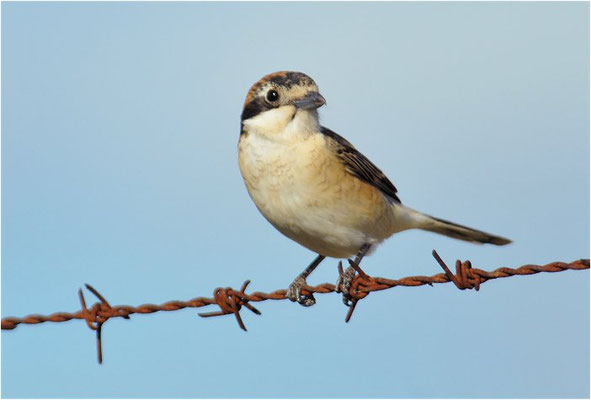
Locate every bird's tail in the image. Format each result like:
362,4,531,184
399,207,511,246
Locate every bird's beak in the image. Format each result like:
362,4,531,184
293,91,326,110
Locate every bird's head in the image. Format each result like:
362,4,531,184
240,71,326,138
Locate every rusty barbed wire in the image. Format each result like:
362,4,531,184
2,250,589,364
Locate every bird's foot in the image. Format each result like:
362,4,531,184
336,264,356,307
286,275,316,307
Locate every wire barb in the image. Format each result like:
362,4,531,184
198,280,261,331
432,250,481,290
77,284,132,364
2,251,588,364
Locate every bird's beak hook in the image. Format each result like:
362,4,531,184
293,91,326,110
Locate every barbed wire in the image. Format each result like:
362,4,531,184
2,250,589,364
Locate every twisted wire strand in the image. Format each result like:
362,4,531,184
2,250,589,363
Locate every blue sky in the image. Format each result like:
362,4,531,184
2,2,589,398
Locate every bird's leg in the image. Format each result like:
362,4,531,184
286,254,326,307
337,244,371,306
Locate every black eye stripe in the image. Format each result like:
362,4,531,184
241,98,268,121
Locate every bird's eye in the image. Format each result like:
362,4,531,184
266,90,279,103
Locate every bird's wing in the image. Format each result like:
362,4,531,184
320,126,401,203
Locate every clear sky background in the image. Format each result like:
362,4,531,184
2,2,589,398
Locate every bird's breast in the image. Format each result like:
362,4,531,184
238,131,395,258
238,132,333,213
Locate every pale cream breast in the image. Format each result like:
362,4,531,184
239,126,396,258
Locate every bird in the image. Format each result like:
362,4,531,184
238,71,511,307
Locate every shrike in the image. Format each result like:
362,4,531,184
238,71,511,306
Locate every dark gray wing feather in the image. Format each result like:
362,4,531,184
320,126,401,203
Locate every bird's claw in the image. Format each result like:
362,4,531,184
336,265,356,306
286,275,316,307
